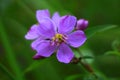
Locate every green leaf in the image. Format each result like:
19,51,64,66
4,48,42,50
105,51,120,56
112,39,120,51
73,48,94,64
0,20,25,80
84,74,107,80
85,25,117,38
0,63,14,80
65,74,84,80
24,58,49,74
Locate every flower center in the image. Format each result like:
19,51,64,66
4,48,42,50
52,33,67,45
52,34,63,42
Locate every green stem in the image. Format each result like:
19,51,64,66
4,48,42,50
0,20,24,80
75,48,98,79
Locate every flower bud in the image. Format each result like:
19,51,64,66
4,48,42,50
76,19,88,30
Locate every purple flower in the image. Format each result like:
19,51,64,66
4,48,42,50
25,9,87,63
76,19,88,30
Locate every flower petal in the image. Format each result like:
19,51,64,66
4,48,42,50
58,15,77,34
52,12,60,27
67,30,87,48
31,38,44,50
36,9,50,23
33,40,56,57
38,18,56,38
57,43,74,63
25,24,39,40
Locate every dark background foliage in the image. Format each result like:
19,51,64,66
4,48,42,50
0,0,120,80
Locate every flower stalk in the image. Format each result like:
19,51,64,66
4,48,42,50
71,48,98,79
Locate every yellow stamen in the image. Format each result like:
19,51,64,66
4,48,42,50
52,34,65,44
55,34,63,40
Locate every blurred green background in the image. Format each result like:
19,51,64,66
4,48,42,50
0,0,120,80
